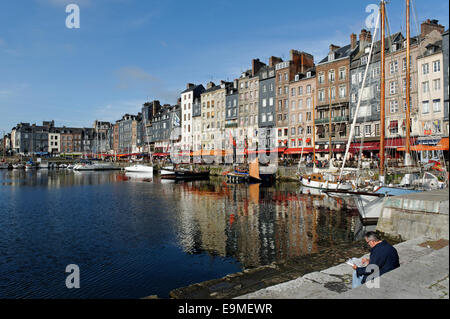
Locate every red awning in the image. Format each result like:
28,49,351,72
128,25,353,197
350,142,380,153
385,137,417,149
284,148,314,154
153,152,170,156
388,121,398,129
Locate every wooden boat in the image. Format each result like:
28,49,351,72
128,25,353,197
174,170,210,181
226,160,265,184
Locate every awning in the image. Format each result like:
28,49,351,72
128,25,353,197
284,147,314,154
153,152,170,157
385,137,417,149
388,121,398,129
398,137,449,151
350,142,380,152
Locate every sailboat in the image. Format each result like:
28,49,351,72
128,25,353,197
327,0,447,221
125,111,154,174
299,89,353,190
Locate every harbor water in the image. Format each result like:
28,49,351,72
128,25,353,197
0,169,364,298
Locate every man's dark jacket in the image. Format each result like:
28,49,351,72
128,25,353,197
356,240,400,284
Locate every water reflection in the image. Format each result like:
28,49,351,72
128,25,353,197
0,170,362,298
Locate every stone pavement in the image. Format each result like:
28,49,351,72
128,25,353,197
236,237,449,299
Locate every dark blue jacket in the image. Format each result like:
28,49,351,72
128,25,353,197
356,240,400,284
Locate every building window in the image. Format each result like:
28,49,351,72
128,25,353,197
422,101,429,114
298,86,303,95
318,90,325,102
432,60,440,72
433,79,441,91
422,63,429,75
390,100,399,113
355,126,360,137
390,120,398,134
389,81,397,95
365,125,371,136
306,85,311,94
328,70,335,82
433,99,441,112
422,81,429,93
339,67,346,80
339,86,346,98
318,72,325,84
390,60,398,74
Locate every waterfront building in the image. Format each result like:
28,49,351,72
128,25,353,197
117,114,138,154
237,60,266,151
442,29,449,136
93,121,112,154
275,50,314,149
151,104,181,153
382,32,420,153
60,127,82,155
417,22,446,160
11,121,53,155
258,58,278,130
192,97,202,152
200,82,221,151
287,68,316,155
225,81,239,150
181,84,205,151
81,128,95,155
141,100,162,153
316,40,354,159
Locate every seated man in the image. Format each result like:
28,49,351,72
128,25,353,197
352,231,400,288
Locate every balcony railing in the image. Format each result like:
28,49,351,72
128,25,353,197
314,116,349,124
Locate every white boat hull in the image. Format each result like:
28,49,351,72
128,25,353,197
124,165,153,173
73,163,120,171
300,178,352,190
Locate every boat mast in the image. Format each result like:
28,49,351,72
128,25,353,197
379,0,386,183
312,89,316,168
405,0,412,165
328,87,333,160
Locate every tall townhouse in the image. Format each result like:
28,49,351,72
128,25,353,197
141,100,162,153
113,122,119,155
214,81,233,151
200,82,220,151
417,37,445,161
93,120,112,154
151,104,181,153
180,84,205,151
350,30,400,157
258,58,278,130
443,30,449,136
275,50,314,148
316,41,354,159
117,114,138,154
383,32,420,151
237,64,261,150
192,97,202,152
287,68,316,154
225,80,239,143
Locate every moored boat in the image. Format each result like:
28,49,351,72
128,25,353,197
124,164,153,174
73,161,120,171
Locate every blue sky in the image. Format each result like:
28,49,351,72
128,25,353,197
0,0,448,134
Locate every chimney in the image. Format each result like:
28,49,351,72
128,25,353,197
350,33,357,50
233,79,238,89
421,19,445,37
366,31,372,44
152,100,161,117
186,83,195,90
252,58,265,77
269,56,283,67
206,81,215,90
329,44,341,52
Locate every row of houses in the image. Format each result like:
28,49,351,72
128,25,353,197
2,19,448,161
178,19,448,160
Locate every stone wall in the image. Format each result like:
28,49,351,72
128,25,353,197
376,189,449,240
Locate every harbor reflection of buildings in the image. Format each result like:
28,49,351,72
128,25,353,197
176,181,359,269
4,170,119,188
